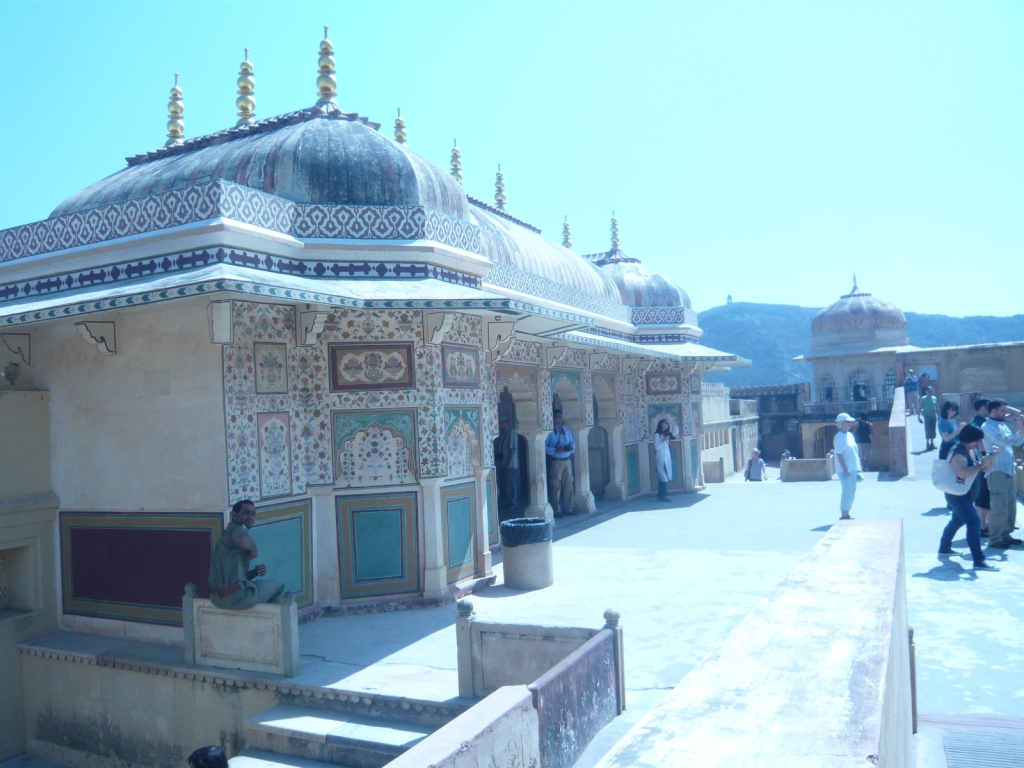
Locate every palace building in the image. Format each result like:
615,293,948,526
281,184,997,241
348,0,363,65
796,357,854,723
0,29,745,684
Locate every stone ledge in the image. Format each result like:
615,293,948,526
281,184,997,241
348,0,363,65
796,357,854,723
300,574,496,623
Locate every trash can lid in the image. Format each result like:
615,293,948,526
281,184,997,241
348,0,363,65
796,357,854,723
500,517,553,547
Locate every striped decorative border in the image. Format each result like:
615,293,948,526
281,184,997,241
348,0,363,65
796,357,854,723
60,511,222,626
337,492,419,598
441,481,478,583
252,498,313,607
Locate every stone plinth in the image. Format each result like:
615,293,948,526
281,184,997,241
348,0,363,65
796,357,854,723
702,458,725,483
780,454,835,482
183,584,299,677
503,541,554,591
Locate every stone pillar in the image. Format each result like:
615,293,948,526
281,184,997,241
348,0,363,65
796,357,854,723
604,424,627,500
522,429,554,521
639,436,653,494
573,426,597,513
474,470,493,576
420,477,448,598
309,485,340,607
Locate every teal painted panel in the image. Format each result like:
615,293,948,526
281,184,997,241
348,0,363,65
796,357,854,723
250,516,304,595
447,497,474,568
445,407,481,437
627,448,640,489
353,508,405,581
551,369,582,401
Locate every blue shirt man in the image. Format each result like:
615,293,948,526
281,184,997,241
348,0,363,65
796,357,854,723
545,410,577,517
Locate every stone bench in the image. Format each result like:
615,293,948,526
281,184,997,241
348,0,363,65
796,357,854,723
183,583,299,677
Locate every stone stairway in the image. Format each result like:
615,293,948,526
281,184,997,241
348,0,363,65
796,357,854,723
230,693,471,768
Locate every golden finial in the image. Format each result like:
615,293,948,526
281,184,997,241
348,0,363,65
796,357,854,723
450,139,462,184
316,26,338,107
610,211,620,249
562,216,572,248
495,164,506,211
394,107,406,143
166,73,184,147
236,49,255,127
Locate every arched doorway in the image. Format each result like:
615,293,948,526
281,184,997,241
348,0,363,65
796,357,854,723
588,398,609,500
813,425,838,458
494,387,528,520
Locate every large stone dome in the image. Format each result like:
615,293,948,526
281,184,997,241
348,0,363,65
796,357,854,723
810,280,908,353
50,109,470,221
587,248,691,310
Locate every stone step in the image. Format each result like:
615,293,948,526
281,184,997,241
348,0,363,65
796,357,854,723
246,705,433,768
229,749,353,768
272,689,470,729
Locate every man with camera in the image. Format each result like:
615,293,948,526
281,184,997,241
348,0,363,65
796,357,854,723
208,500,287,609
981,399,1024,549
545,409,576,518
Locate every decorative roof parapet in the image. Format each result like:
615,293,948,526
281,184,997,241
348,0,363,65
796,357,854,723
126,107,381,167
466,196,540,234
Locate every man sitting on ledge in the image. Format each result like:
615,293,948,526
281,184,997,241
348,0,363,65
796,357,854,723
209,500,287,609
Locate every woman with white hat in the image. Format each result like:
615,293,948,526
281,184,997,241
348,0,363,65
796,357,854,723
834,413,861,520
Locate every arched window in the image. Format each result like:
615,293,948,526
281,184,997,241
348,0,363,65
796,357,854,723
883,369,896,403
848,369,873,402
819,372,836,403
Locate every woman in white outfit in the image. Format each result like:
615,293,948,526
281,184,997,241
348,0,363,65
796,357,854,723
833,412,861,520
654,419,679,501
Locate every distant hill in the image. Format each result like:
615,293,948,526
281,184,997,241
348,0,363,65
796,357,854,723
699,302,1024,388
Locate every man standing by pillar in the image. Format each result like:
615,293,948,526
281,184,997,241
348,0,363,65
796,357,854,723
981,399,1024,549
546,410,576,518
496,418,519,512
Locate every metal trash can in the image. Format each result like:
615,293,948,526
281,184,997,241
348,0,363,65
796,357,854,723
500,517,554,590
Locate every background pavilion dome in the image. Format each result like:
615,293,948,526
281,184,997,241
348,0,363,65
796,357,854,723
810,278,908,353
50,110,470,221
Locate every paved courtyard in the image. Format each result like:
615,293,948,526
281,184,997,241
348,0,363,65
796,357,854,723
293,419,1024,766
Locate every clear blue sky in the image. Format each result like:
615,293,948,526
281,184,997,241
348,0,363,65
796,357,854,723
1,1,1022,316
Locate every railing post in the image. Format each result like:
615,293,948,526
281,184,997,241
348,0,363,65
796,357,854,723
909,626,918,734
604,608,626,714
457,599,475,698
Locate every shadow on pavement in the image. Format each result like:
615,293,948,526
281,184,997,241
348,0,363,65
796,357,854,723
554,493,710,542
922,507,951,517
912,561,978,581
810,525,833,532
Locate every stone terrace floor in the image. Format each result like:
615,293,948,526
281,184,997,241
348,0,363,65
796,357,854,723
7,418,1022,768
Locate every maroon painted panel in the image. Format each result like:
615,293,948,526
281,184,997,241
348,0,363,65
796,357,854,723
68,526,214,607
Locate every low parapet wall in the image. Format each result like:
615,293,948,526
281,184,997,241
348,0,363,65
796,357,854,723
780,453,834,482
888,388,911,478
595,519,912,768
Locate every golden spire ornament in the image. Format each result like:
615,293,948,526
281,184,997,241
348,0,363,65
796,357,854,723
394,108,406,143
450,140,462,184
236,49,256,127
316,26,338,107
562,216,572,248
610,211,620,250
165,73,184,147
495,164,506,211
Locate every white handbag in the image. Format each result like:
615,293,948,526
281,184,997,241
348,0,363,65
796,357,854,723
932,452,972,496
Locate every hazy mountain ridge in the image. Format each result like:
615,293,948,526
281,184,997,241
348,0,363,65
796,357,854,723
699,302,1024,388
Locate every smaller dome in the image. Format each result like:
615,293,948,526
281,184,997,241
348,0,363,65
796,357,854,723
810,279,908,353
590,248,691,310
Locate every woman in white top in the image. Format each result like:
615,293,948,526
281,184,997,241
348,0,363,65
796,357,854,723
833,413,861,520
654,419,679,501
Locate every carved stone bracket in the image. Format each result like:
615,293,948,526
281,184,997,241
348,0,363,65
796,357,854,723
486,320,515,362
622,356,643,375
75,322,116,355
299,311,329,346
424,312,456,345
546,345,575,368
1,333,30,364
589,352,619,372
208,301,233,344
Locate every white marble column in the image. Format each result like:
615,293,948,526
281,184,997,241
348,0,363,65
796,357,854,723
572,426,597,513
639,436,654,494
604,424,627,500
420,477,447,598
474,470,493,576
522,429,554,521
308,485,340,608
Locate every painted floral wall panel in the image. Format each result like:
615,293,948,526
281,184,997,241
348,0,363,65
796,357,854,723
442,313,482,347
648,404,684,436
254,343,289,394
444,407,480,479
540,368,554,430
646,372,683,396
329,343,415,391
583,367,594,426
257,412,293,499
333,410,417,488
440,344,480,388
